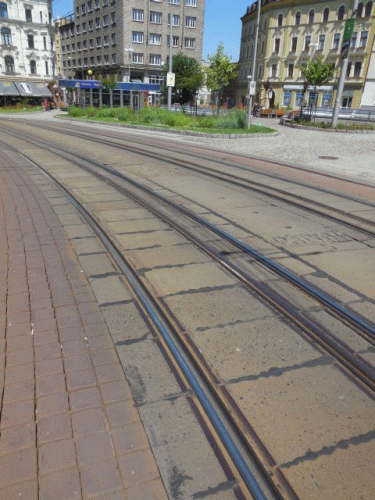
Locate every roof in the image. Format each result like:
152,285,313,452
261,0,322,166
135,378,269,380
13,82,52,97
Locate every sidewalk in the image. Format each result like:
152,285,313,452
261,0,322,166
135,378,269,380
0,150,167,498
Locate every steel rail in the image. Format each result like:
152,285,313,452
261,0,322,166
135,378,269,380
10,145,275,500
4,122,375,236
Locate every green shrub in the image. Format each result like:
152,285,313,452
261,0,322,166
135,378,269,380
194,116,216,129
67,106,86,117
85,106,97,118
165,113,191,127
116,107,135,121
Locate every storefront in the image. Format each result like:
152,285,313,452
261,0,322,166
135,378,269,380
283,84,334,109
0,80,51,106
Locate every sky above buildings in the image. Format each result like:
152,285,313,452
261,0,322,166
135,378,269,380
52,0,252,61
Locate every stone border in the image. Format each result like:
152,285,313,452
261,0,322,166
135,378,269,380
283,121,375,134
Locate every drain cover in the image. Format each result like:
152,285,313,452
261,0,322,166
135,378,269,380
318,156,339,160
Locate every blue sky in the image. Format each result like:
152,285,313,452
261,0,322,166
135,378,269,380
52,0,251,61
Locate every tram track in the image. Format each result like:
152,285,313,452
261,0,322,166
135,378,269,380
4,120,375,238
2,125,375,499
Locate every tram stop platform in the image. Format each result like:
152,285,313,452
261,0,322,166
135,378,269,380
0,145,167,498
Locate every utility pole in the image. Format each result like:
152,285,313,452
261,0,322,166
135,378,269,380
247,0,261,129
331,0,359,127
168,13,173,110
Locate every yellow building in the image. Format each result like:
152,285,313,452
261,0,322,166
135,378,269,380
237,0,375,110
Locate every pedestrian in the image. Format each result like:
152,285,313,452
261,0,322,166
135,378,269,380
43,99,48,111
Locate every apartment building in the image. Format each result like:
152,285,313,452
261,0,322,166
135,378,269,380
237,0,374,109
59,0,205,85
0,0,55,100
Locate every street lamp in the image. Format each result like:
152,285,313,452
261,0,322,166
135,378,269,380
247,0,261,129
124,48,133,82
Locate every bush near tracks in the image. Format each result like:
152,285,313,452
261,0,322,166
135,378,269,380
0,104,44,113
66,105,274,134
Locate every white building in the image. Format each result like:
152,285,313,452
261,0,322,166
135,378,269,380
361,35,375,106
0,0,55,102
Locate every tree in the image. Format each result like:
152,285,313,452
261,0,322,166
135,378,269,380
162,52,204,105
205,43,238,112
299,56,335,119
99,75,117,107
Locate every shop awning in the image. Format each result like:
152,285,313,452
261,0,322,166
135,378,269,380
0,80,19,96
13,82,52,97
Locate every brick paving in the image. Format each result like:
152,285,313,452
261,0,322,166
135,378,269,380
0,151,168,499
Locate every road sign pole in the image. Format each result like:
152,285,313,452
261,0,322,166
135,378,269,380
331,2,358,128
168,13,173,110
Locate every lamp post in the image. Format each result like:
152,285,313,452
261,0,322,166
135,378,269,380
124,48,133,82
168,12,173,110
247,0,261,129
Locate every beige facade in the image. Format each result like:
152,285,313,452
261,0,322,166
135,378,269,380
59,0,205,84
237,0,375,110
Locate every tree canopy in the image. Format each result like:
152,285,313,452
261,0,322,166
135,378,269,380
162,52,204,104
299,56,335,87
205,43,238,93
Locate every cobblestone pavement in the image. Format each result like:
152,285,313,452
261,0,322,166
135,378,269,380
0,147,167,499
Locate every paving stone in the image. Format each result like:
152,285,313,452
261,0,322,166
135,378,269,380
0,480,38,500
75,432,115,465
39,439,77,475
72,408,108,437
0,423,36,454
0,448,37,487
39,468,82,500
80,459,123,498
37,413,72,445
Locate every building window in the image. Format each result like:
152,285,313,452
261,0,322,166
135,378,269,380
283,91,292,107
350,32,357,48
271,63,277,77
149,54,161,65
365,1,372,16
132,31,144,43
88,0,93,12
291,37,297,52
25,9,32,22
169,0,180,4
96,37,101,47
359,31,368,47
95,0,100,8
274,38,280,53
97,55,101,64
89,38,94,48
185,16,196,27
104,34,109,46
321,93,332,107
83,40,87,50
1,27,12,45
103,14,108,26
150,11,162,24
5,55,14,72
167,35,179,47
185,0,196,6
89,20,93,30
30,60,37,74
133,52,144,63
323,7,329,21
338,5,345,20
309,10,314,23
132,9,144,21
149,74,164,84
111,12,116,24
354,61,362,76
111,33,116,45
45,61,49,75
90,56,94,65
277,14,283,26
77,41,81,51
76,24,80,33
82,22,87,32
168,14,180,25
295,92,304,106
184,37,195,48
40,11,43,23
333,33,340,49
0,2,8,18
28,34,34,49
112,53,116,63
295,12,301,25
318,34,325,50
357,3,364,16
81,4,86,14
149,33,161,45
96,17,100,27
304,35,311,51
288,63,294,78
104,54,109,65
346,61,352,77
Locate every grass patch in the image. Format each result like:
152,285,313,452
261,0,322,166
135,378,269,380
65,106,274,134
0,105,44,113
